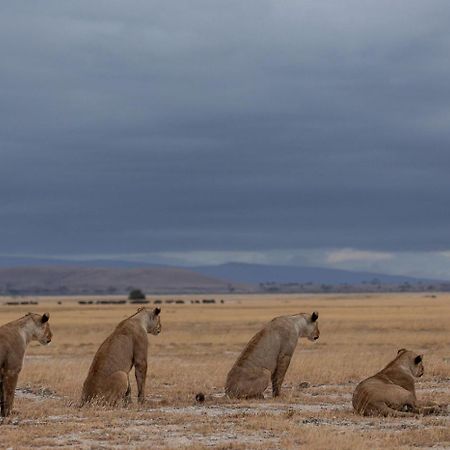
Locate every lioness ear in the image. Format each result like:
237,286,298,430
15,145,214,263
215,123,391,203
414,355,423,365
311,311,318,322
41,313,50,323
154,307,161,316
397,348,407,355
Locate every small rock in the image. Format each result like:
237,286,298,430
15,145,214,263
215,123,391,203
195,392,205,403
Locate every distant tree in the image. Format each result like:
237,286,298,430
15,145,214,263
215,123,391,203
128,289,146,300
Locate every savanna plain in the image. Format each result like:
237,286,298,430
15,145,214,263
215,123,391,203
0,293,449,449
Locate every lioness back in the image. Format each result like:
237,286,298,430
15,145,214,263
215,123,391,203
233,325,283,371
85,321,142,378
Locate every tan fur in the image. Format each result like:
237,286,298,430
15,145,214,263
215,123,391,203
81,307,161,406
353,349,445,417
225,312,319,399
0,312,52,417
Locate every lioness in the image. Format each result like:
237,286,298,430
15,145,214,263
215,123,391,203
81,307,161,406
0,312,52,417
225,312,319,399
353,349,445,417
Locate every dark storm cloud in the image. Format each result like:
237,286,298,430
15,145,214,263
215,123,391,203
1,1,450,256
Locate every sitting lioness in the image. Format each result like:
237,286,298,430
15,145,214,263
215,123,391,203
81,307,161,406
353,349,445,417
225,312,319,399
0,312,52,417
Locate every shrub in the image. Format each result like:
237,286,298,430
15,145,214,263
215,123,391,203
128,289,146,300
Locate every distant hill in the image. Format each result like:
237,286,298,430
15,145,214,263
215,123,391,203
192,262,445,285
0,259,447,296
0,266,238,295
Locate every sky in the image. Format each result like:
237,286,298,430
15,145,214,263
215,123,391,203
1,1,450,279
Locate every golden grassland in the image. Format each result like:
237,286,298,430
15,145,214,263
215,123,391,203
0,293,449,449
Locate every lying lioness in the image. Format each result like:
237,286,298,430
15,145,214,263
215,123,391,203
0,312,52,417
353,349,446,417
225,312,319,399
81,307,161,406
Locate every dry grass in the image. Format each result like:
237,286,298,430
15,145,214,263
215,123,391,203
0,293,449,449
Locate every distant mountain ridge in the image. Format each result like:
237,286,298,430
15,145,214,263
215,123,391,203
192,262,446,285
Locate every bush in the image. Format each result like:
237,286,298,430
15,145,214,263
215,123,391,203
128,289,146,300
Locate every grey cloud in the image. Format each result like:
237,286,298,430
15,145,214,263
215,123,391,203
1,1,450,268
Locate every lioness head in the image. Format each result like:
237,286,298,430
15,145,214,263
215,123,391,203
397,348,424,377
137,307,161,335
306,311,320,341
27,312,52,345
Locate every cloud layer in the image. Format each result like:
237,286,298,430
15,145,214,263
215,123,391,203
1,1,450,276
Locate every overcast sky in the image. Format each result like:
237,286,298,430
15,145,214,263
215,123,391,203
1,1,450,278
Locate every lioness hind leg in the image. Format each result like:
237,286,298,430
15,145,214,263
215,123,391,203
124,378,132,406
226,367,271,399
371,402,416,417
102,371,130,406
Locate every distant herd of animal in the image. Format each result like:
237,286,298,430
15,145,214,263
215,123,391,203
0,308,447,419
